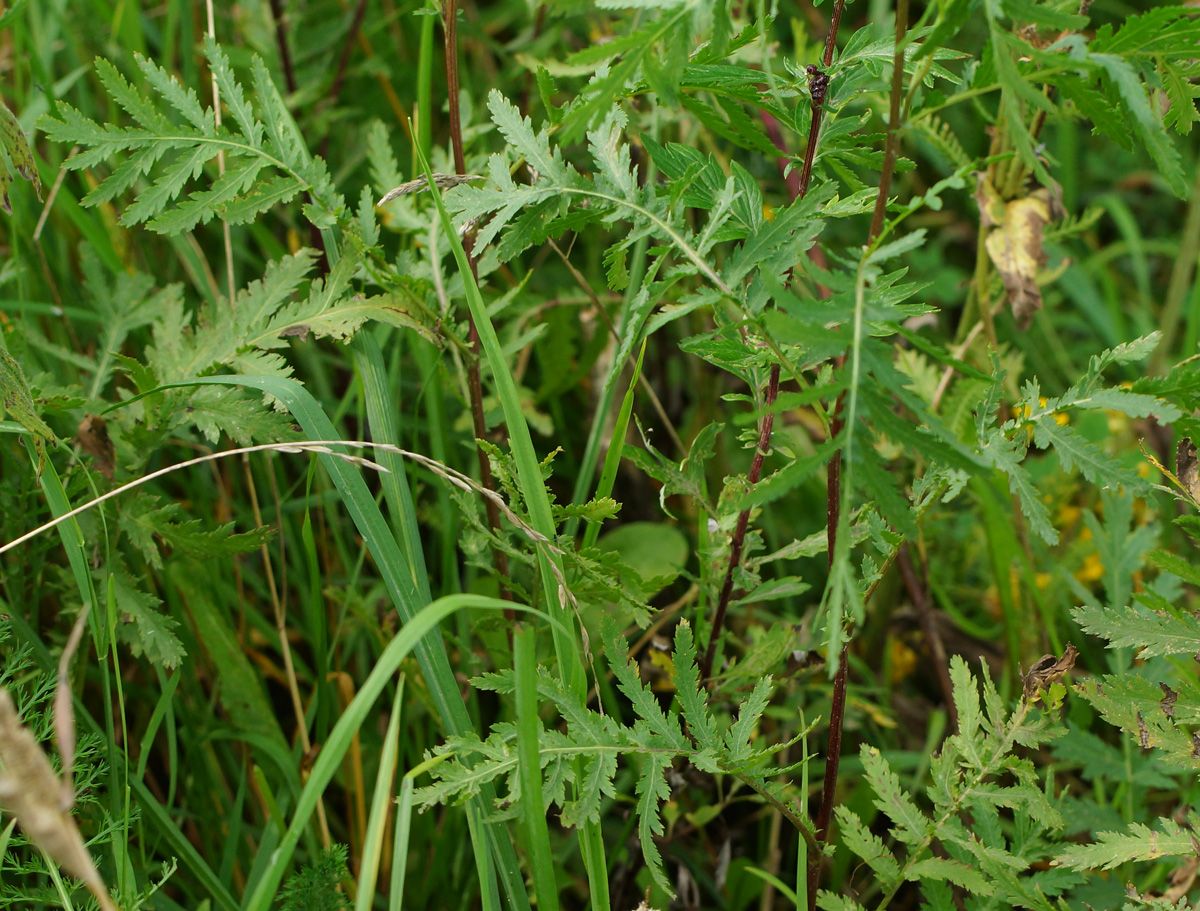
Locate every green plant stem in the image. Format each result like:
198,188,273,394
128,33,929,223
414,130,613,911
514,623,560,911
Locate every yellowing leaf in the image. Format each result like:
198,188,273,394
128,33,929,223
976,174,1063,328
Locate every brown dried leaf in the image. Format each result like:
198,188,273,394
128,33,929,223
0,689,119,911
1137,710,1151,749
77,414,115,481
1162,854,1198,902
1177,437,1200,503
279,324,311,341
1021,642,1078,700
1160,682,1179,719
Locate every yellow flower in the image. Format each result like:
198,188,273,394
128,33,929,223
1075,552,1104,584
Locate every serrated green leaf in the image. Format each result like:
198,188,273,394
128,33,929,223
816,892,869,911
1149,549,1200,587
0,97,41,214
107,569,185,670
834,806,902,890
1073,598,1200,658
980,430,1057,544
726,676,772,762
0,344,54,475
1054,820,1196,871
603,616,684,748
636,753,674,896
907,857,994,892
1031,420,1146,492
862,746,928,847
671,621,719,751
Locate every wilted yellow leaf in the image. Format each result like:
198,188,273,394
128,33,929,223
975,173,1063,328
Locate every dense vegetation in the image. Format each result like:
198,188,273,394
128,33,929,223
1,0,1199,909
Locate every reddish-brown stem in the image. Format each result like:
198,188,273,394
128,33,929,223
699,5,842,683
796,0,844,200
699,364,781,680
265,0,329,272
897,543,958,732
810,0,907,906
443,0,513,604
267,0,298,95
318,0,370,161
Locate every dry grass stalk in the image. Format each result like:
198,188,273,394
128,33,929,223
0,687,119,911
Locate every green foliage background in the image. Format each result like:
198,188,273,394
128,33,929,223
0,0,1199,909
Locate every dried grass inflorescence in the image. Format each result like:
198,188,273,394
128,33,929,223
0,688,119,911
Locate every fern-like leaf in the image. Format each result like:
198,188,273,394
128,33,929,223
39,39,341,233
1054,820,1199,872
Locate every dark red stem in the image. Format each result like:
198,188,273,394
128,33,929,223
699,365,781,680
267,0,298,95
699,4,842,682
809,0,909,905
443,0,513,604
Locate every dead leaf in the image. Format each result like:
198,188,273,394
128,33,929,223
77,414,115,481
1137,710,1151,749
1177,437,1199,503
279,324,311,341
1162,852,1199,901
1161,682,1179,718
976,173,1064,328
1021,643,1078,700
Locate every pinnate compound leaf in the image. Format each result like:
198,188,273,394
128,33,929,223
0,344,54,476
38,39,334,232
906,857,993,893
817,893,869,911
1054,820,1198,871
670,620,719,751
862,746,927,848
980,430,1057,544
107,570,185,670
725,677,772,763
833,806,902,890
603,616,684,748
636,753,674,896
1031,420,1146,492
1073,598,1200,658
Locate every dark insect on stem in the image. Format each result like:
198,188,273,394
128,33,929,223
805,65,830,107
